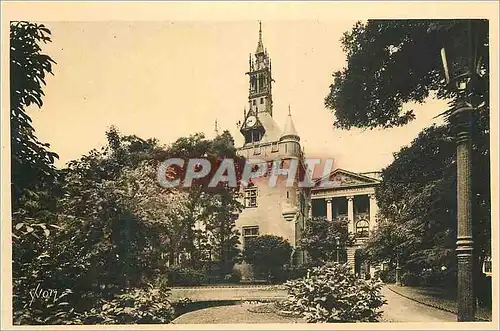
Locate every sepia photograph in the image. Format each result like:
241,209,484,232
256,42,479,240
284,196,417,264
1,1,498,329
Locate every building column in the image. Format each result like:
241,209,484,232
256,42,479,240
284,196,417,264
369,193,377,231
326,198,333,221
347,196,354,234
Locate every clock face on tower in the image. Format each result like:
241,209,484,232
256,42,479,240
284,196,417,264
246,115,257,127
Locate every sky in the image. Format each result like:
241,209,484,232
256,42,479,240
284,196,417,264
28,20,447,173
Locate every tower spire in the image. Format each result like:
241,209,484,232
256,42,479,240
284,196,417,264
281,105,300,142
256,21,265,54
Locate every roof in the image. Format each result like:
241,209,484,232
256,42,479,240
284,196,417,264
258,112,282,143
256,22,265,54
312,168,380,190
280,113,299,140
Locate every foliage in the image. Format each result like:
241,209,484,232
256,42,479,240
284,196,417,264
273,264,313,283
379,268,396,284
166,266,206,286
58,129,172,293
10,20,245,325
328,19,491,302
10,21,59,210
365,120,490,292
325,19,489,129
283,263,386,323
81,286,174,324
243,235,292,281
13,286,76,325
299,216,354,263
162,130,244,272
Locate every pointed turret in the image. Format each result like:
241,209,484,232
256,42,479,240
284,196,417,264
256,21,265,54
280,105,300,141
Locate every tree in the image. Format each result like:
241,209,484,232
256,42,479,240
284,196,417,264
326,19,490,301
325,19,489,129
299,216,354,264
9,21,72,323
161,131,244,273
243,235,292,280
10,21,59,210
57,128,170,293
366,123,490,290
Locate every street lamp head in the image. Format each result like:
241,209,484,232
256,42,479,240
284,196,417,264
440,20,486,92
455,73,471,91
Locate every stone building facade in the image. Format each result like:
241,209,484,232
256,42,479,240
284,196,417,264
234,23,309,279
310,170,381,276
234,23,380,278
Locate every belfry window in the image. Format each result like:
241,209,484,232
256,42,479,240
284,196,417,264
260,97,264,104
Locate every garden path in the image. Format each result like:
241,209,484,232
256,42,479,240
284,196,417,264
170,285,458,324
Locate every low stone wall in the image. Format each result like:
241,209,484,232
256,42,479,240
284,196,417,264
169,285,287,303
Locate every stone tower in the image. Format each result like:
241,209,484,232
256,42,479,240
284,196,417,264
235,23,309,280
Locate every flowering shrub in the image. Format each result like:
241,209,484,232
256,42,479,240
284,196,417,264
81,285,175,324
282,263,386,323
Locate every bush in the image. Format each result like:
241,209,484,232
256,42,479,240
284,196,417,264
13,288,81,325
401,271,420,286
273,264,310,283
379,268,396,283
166,266,205,286
81,285,174,324
282,263,386,323
243,235,292,281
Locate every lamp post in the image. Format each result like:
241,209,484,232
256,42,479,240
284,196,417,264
395,255,401,286
335,236,340,263
440,20,485,322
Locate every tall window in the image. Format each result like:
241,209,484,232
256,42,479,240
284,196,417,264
244,186,258,207
355,195,369,213
356,219,369,238
242,226,259,248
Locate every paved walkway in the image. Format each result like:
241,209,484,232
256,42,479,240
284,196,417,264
380,287,456,322
170,285,458,323
172,302,305,324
